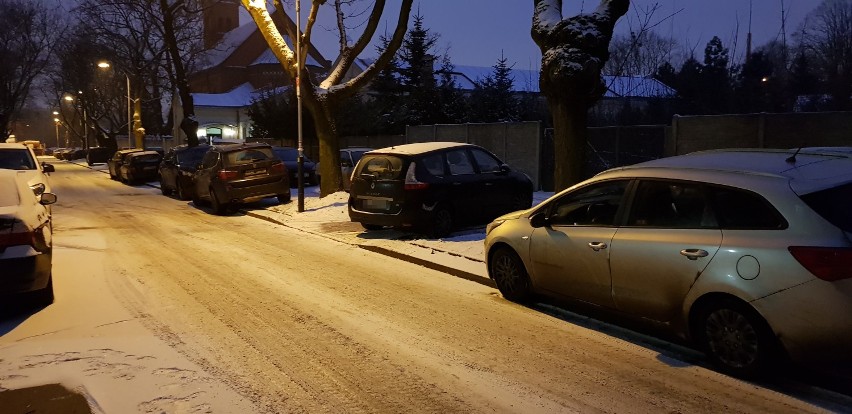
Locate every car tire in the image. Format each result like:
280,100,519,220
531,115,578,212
361,223,384,231
277,193,291,204
425,205,453,238
489,247,532,303
176,180,190,200
31,275,54,307
209,188,228,215
693,298,781,379
160,179,172,196
511,192,532,212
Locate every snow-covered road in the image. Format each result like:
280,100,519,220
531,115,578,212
1,161,849,413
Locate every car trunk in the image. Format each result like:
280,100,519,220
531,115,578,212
349,154,408,214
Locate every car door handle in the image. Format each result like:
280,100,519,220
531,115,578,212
588,242,607,251
485,182,493,186
680,249,709,260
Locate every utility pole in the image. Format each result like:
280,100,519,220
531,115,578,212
296,0,305,213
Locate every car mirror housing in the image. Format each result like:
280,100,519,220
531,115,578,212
529,211,548,228
42,163,55,173
40,192,58,205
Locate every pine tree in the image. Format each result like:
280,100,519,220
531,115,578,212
471,54,519,122
435,55,468,124
398,12,440,125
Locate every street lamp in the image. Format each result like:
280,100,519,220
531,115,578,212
98,61,142,149
296,0,305,212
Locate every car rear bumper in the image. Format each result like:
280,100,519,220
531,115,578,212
753,278,852,369
348,196,433,228
0,253,52,295
221,178,289,203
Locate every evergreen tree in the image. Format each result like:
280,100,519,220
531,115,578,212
701,36,732,113
435,55,468,124
788,51,821,111
370,35,405,133
398,12,440,125
470,54,519,122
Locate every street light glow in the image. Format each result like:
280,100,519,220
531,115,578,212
97,61,110,68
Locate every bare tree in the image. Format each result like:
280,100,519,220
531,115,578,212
241,0,414,197
0,0,66,141
532,0,629,191
799,0,852,110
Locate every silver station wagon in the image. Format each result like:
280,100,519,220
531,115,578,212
484,148,852,378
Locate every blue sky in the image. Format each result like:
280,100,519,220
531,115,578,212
265,0,813,71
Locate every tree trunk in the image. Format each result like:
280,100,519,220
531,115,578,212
160,0,199,147
548,95,588,190
305,94,343,197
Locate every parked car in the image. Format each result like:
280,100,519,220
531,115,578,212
159,144,212,200
118,151,163,185
271,146,317,187
0,169,58,308
348,142,533,237
86,147,115,165
484,147,852,378
317,147,374,191
0,142,54,195
108,148,144,180
193,143,290,215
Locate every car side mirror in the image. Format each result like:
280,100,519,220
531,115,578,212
529,211,549,228
499,164,511,174
40,192,57,205
42,163,55,173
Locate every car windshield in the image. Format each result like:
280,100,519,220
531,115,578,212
0,149,36,170
176,148,209,165
134,154,161,163
226,148,274,165
800,182,852,232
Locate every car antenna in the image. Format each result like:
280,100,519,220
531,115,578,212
786,146,803,164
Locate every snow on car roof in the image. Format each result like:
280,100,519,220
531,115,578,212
370,142,470,155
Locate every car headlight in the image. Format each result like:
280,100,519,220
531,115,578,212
485,219,506,236
30,183,46,196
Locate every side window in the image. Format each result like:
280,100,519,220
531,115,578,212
446,149,475,175
708,186,786,229
628,180,715,228
421,153,445,176
547,180,627,226
201,151,218,169
340,151,353,168
470,148,502,173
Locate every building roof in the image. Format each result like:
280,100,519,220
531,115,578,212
193,83,293,107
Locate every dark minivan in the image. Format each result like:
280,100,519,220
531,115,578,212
348,142,533,237
193,143,290,215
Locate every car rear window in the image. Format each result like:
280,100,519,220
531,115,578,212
0,149,35,170
135,154,161,162
177,148,209,165
357,155,404,180
800,182,852,232
226,148,274,165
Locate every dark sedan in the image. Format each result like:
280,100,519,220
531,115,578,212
159,145,212,200
108,148,144,180
118,151,162,185
272,146,317,187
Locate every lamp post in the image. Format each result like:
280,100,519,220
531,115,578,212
296,0,305,212
98,61,142,148
53,118,60,147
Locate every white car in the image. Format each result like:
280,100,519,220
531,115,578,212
0,142,55,196
0,169,57,307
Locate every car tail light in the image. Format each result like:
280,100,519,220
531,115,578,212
0,219,36,249
788,246,852,281
403,162,428,190
218,170,240,181
271,162,286,174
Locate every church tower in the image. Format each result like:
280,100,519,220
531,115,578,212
202,0,240,49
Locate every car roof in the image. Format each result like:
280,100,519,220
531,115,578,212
128,150,161,157
601,148,852,194
369,142,470,155
0,143,29,150
213,142,271,152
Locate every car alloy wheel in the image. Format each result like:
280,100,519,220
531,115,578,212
426,205,453,238
489,247,532,303
695,299,779,378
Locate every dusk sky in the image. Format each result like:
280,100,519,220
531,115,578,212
268,0,814,72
